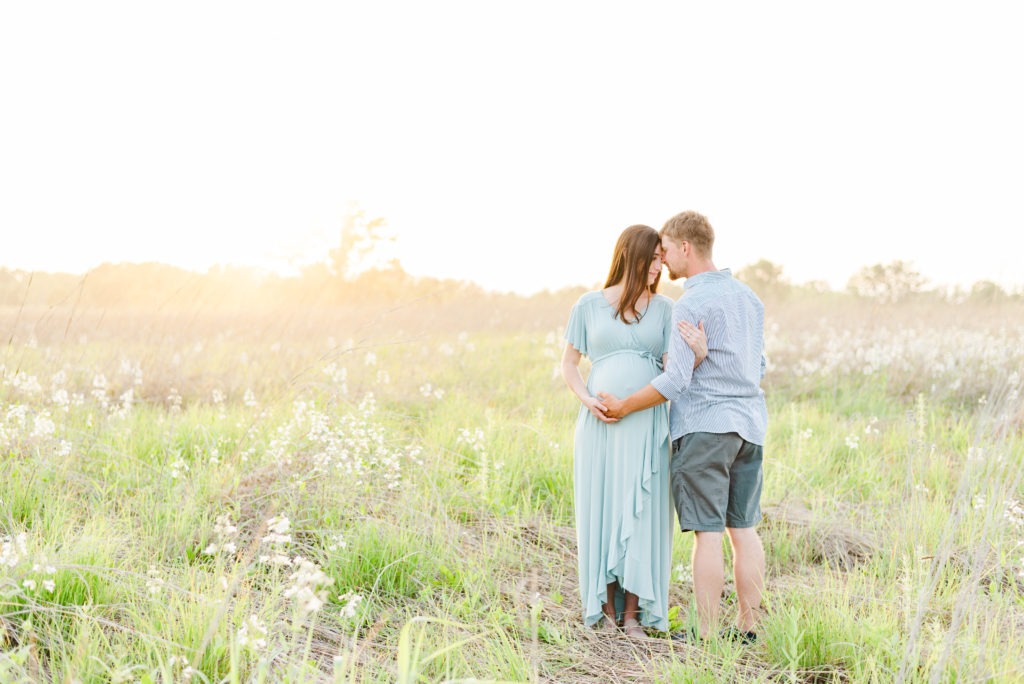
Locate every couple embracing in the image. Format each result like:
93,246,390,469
560,210,767,644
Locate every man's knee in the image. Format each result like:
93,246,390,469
726,525,759,537
726,526,763,551
692,531,724,561
694,530,724,545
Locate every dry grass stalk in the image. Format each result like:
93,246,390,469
762,502,878,570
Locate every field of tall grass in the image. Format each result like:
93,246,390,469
2,284,1023,683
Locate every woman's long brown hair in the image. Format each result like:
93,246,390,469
602,224,661,322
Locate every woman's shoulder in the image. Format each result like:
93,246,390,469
648,294,675,322
573,290,606,307
651,293,675,308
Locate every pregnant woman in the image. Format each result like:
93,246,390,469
561,224,706,637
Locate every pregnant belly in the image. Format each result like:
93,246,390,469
587,356,660,397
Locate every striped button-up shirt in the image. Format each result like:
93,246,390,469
650,269,768,445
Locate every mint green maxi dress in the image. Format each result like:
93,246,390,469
564,291,674,631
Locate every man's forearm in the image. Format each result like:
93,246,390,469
621,384,667,416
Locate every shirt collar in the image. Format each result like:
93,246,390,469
685,268,732,287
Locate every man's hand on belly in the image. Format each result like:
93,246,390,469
599,384,667,419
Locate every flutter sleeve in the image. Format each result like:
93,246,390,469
564,298,589,356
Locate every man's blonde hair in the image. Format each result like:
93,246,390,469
661,210,714,258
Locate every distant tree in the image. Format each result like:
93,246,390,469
968,279,1008,303
736,259,786,292
846,260,927,303
801,280,832,294
328,204,395,280
348,262,415,302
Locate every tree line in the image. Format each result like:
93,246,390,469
2,205,1018,311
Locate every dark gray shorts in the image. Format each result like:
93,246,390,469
670,432,763,533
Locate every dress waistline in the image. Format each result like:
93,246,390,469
590,348,663,371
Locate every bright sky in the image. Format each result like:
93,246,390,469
2,2,1022,295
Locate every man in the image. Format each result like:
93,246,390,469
598,210,768,644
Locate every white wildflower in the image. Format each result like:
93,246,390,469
52,388,70,410
146,565,165,595
118,388,134,412
31,411,56,438
358,393,377,416
258,552,293,566
457,427,486,452
215,514,237,538
168,388,183,414
262,517,291,545
205,514,239,555
258,516,292,565
339,592,363,618
237,615,268,654
323,363,348,394
119,358,144,385
327,534,347,552
91,374,109,407
284,556,334,616
419,383,445,399
1,532,28,568
13,373,42,394
1004,500,1024,528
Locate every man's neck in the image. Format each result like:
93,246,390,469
685,260,717,278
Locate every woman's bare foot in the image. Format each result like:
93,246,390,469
622,618,647,638
593,613,618,631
